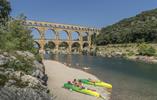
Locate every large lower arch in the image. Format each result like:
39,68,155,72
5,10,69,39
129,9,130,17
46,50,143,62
59,30,69,41
82,32,89,41
31,28,41,40
59,42,69,53
71,31,80,41
44,41,56,50
82,42,89,54
71,42,81,53
45,29,56,40
83,42,89,49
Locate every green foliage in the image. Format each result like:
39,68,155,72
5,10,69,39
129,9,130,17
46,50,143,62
0,15,35,53
127,51,135,56
35,54,42,63
138,43,156,56
0,74,8,86
97,8,157,45
0,0,11,24
91,33,97,45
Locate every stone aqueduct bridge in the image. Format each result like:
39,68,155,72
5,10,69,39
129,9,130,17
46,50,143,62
23,20,100,53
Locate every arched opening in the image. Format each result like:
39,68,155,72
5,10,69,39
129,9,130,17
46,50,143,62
59,30,69,41
82,32,88,41
71,32,80,41
44,41,56,54
44,41,56,50
71,42,80,53
83,42,89,48
33,41,40,54
45,29,56,40
59,42,69,53
82,42,89,54
31,28,41,40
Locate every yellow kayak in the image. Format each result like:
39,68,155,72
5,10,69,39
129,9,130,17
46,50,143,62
79,79,112,89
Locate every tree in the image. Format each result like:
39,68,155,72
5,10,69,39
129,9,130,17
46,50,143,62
0,0,11,24
0,15,34,52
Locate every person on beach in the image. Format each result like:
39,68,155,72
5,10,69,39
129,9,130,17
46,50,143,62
68,81,72,84
72,79,85,89
72,79,77,85
78,80,85,89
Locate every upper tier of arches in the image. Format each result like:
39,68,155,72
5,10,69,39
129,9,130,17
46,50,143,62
30,28,92,42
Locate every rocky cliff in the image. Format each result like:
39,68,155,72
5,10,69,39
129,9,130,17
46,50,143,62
0,51,53,100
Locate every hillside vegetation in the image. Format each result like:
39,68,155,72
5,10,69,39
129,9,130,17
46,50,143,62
96,8,157,45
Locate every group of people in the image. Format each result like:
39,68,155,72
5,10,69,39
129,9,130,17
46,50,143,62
68,79,85,89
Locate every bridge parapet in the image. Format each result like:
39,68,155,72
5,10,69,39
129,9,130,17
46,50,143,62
23,20,100,33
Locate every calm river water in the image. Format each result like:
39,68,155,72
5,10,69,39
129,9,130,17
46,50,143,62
45,54,157,100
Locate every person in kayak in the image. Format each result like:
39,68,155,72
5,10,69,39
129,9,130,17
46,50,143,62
72,79,85,89
68,81,72,84
72,79,77,84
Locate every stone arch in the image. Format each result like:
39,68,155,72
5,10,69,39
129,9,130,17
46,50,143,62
31,28,41,40
71,31,80,41
82,32,89,41
44,41,56,50
58,30,70,41
59,42,69,53
83,42,89,48
71,42,81,52
45,29,56,40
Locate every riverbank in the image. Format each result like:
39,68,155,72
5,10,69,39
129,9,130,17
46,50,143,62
43,60,111,100
96,43,157,63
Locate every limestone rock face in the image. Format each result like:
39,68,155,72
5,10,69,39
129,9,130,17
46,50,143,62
16,51,35,59
0,87,53,100
32,60,45,79
21,75,40,87
0,55,10,66
0,51,53,100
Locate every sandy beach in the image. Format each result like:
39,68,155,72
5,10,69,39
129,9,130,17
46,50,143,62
43,60,110,100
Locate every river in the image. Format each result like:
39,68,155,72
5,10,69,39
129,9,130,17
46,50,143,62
45,54,157,100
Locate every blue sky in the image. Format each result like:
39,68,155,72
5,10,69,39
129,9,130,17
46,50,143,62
10,0,157,28
9,0,157,40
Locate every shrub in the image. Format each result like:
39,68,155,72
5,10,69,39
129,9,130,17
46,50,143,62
138,43,156,56
35,54,42,63
0,75,8,86
127,51,135,56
